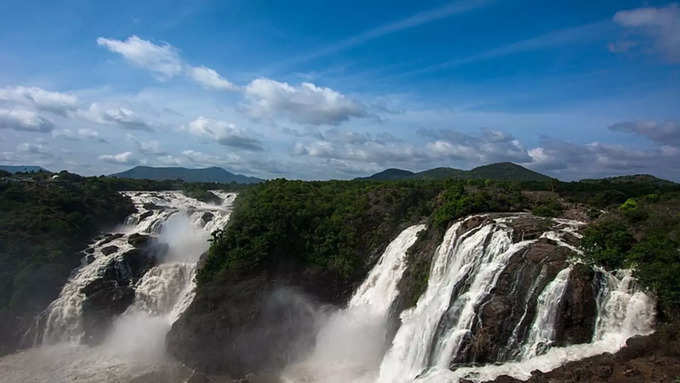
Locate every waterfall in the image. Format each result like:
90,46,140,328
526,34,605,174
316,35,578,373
376,215,656,383
35,191,235,345
3,191,235,383
281,224,426,383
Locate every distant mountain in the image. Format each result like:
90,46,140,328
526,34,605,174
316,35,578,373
365,168,416,180
358,162,552,182
111,166,263,184
0,165,49,174
581,174,676,186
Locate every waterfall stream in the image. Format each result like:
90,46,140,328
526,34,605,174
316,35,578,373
1,191,235,382
0,207,657,383
376,215,655,383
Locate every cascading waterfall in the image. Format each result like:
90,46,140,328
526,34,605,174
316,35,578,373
376,215,656,383
3,191,235,383
281,224,426,383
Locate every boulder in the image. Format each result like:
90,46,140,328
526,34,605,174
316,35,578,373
101,245,118,255
128,233,151,248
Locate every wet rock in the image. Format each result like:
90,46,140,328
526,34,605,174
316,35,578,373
201,212,214,224
451,235,569,365
139,210,154,221
84,247,94,254
142,202,162,210
101,245,118,255
554,263,598,346
97,233,124,246
79,245,158,345
128,233,151,248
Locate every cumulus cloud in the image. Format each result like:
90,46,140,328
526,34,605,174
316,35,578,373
98,151,138,165
526,137,680,179
609,120,680,147
613,4,680,62
80,103,154,131
185,117,263,151
97,35,183,79
244,78,366,125
0,86,78,115
97,35,236,91
0,109,53,132
419,128,532,164
188,66,238,91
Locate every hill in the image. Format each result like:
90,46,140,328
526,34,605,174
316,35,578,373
0,165,49,174
359,162,552,182
111,166,262,184
363,168,416,180
581,174,676,187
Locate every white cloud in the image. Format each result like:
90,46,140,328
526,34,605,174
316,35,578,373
188,66,238,91
81,103,154,131
97,36,237,91
0,86,78,115
52,128,106,142
613,4,680,62
0,109,53,132
420,128,532,164
97,35,183,79
244,78,366,125
609,120,680,146
98,151,138,165
185,117,263,151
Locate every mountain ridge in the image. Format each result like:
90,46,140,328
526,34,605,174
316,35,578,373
0,165,49,174
358,162,553,182
111,166,262,184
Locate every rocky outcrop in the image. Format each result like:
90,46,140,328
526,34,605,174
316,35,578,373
482,323,680,383
80,237,163,345
554,263,598,346
451,238,573,366
167,267,346,376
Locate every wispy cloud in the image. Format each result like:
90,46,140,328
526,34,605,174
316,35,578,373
399,20,613,77
612,3,680,62
272,0,493,70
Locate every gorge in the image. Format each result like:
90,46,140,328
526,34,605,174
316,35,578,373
0,175,677,383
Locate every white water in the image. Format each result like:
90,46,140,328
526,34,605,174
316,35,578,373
377,215,655,383
281,224,426,383
2,191,235,383
2,208,657,383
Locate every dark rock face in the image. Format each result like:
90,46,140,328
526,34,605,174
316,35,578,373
451,238,571,366
167,272,322,376
128,233,151,248
554,263,597,346
201,212,214,225
139,210,154,221
79,236,163,345
101,245,119,255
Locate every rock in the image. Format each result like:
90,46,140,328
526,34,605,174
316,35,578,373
128,233,151,248
139,210,154,221
142,202,161,210
597,364,613,378
201,212,214,224
554,263,598,346
101,245,118,255
97,233,124,246
79,245,157,345
84,247,94,254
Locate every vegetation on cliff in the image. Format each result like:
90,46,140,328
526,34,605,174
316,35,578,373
0,172,137,315
582,192,680,319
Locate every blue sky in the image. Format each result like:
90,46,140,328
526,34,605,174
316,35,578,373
1,0,679,180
